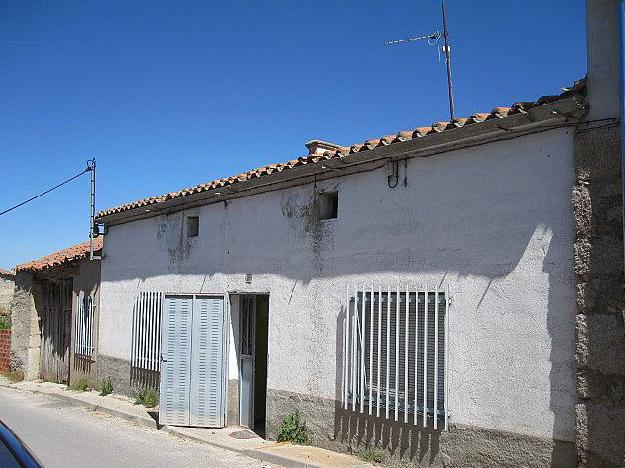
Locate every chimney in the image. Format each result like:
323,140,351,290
305,140,343,155
585,0,621,120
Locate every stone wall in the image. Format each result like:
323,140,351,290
9,271,41,380
0,272,15,319
572,124,625,467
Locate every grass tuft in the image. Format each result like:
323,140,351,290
69,377,90,392
1,370,23,383
135,388,159,408
361,446,385,464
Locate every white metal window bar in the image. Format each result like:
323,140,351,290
131,291,163,372
74,291,95,357
342,284,450,430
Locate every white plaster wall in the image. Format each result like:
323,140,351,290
99,128,576,441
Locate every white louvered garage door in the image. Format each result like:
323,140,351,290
159,295,193,426
159,294,226,428
190,296,226,427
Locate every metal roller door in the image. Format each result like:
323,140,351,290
159,295,226,428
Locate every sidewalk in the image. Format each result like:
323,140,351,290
8,380,157,429
1,379,371,468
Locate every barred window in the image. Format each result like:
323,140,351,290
74,291,95,357
342,285,449,429
131,292,163,372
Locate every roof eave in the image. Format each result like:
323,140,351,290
97,95,587,227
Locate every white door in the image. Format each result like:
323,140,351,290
160,295,226,428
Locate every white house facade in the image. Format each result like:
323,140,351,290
95,82,587,465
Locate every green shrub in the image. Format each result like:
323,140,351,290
99,377,113,396
135,388,159,408
0,316,10,330
276,410,309,445
70,377,90,392
361,446,385,464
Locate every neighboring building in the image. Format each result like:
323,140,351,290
11,239,102,385
0,268,15,321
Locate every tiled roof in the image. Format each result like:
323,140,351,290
0,268,15,277
97,79,586,219
16,237,103,272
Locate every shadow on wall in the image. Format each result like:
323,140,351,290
130,367,159,390
334,403,442,464
332,264,576,466
331,306,441,464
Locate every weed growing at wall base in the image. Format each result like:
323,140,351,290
69,377,90,392
0,316,10,330
277,410,309,444
135,388,159,408
361,446,385,464
100,377,113,396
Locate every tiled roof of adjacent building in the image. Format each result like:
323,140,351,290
0,268,15,277
16,237,103,272
97,79,586,219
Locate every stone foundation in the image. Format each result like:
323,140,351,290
227,379,239,426
97,355,133,397
266,388,574,468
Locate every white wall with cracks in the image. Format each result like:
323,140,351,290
99,127,576,442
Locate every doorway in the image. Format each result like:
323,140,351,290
239,295,269,436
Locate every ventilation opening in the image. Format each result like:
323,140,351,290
187,216,199,237
318,192,338,220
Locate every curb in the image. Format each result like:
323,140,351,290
7,384,157,429
244,448,321,468
163,426,322,468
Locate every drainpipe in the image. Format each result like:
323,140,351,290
620,0,625,275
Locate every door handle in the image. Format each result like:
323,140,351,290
161,354,168,362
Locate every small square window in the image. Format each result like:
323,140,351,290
186,216,199,237
318,191,338,220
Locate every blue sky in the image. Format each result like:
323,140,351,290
0,1,586,269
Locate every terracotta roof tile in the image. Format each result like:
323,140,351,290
0,268,15,277
16,237,103,272
97,79,586,219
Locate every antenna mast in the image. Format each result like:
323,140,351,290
386,0,456,121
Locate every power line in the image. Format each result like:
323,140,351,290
0,162,92,217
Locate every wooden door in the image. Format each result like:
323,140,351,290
40,279,72,383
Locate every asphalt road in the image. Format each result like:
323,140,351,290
0,385,275,468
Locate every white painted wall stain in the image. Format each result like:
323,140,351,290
99,128,576,441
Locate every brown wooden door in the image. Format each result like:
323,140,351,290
40,279,72,383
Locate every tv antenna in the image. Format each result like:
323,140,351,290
386,0,455,121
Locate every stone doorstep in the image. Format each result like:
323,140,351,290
3,381,371,468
